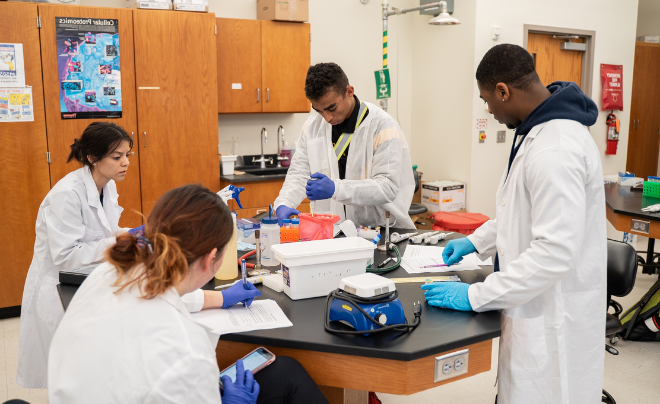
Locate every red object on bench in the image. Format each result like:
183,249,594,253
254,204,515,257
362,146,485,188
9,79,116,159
429,211,489,235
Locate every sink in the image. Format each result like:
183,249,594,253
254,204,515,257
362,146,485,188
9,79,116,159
241,167,288,176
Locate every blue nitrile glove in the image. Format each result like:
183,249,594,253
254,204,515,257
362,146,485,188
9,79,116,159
305,172,335,200
128,225,144,235
421,282,473,311
276,205,300,226
442,238,477,266
221,281,261,309
221,359,260,404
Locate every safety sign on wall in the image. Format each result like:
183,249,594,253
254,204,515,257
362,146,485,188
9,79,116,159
56,17,122,119
0,87,34,122
374,69,391,100
600,64,623,111
0,43,26,87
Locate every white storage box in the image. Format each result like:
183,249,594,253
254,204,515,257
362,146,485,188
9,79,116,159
638,35,660,43
617,172,643,187
126,0,172,10
272,238,376,300
221,154,238,175
422,180,466,212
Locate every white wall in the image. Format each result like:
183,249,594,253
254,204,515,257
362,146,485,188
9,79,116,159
637,0,660,38
463,0,640,218
210,0,417,157
408,0,477,187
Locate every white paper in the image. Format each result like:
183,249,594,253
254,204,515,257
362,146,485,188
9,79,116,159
192,299,293,335
477,257,493,266
0,87,34,122
401,245,481,273
0,44,25,88
231,83,242,90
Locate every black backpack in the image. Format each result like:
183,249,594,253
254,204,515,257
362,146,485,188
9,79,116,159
619,278,660,341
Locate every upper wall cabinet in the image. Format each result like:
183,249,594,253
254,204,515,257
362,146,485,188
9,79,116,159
217,18,310,114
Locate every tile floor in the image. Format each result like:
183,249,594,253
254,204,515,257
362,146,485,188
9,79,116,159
1,269,659,403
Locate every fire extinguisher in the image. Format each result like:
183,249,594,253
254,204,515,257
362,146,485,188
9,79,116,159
606,111,620,155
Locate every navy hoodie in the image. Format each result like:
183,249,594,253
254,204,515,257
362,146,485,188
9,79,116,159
506,81,598,176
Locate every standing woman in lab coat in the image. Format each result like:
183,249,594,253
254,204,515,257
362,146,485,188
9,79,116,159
16,122,133,388
422,44,606,404
48,184,328,404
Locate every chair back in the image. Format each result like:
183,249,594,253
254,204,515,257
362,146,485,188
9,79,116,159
607,239,638,298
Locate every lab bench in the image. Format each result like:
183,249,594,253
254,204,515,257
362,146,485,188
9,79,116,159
58,230,500,403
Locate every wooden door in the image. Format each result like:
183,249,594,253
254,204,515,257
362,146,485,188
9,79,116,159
133,10,220,216
625,42,660,179
261,21,310,113
0,2,51,310
527,33,583,87
38,5,143,227
217,18,262,113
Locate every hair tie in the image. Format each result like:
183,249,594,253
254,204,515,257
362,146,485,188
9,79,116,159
128,225,154,254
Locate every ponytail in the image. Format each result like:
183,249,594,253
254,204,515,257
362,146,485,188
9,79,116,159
67,138,85,164
107,184,233,299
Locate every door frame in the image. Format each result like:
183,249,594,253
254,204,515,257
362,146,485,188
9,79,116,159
523,24,596,98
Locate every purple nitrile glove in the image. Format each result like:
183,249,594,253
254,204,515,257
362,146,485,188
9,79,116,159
220,359,260,404
421,282,473,311
221,281,261,309
276,205,300,226
305,172,335,200
442,238,477,266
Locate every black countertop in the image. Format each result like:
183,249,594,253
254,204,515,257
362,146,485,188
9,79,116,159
605,183,660,221
59,230,501,362
221,157,290,183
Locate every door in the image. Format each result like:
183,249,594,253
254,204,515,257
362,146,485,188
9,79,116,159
625,42,660,179
0,2,51,309
38,5,143,227
527,33,583,87
217,18,262,113
133,10,220,216
261,21,310,113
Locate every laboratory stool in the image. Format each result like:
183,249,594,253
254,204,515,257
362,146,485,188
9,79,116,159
2,400,31,404
409,167,429,228
429,211,489,235
602,239,638,404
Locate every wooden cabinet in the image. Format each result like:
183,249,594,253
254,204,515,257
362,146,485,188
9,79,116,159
38,5,143,228
626,42,660,180
217,18,310,114
0,2,51,311
220,178,309,219
133,10,220,216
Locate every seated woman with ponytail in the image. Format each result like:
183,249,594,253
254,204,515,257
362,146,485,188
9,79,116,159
48,184,329,404
17,122,220,389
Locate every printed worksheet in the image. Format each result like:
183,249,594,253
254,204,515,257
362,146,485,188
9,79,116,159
192,299,293,335
401,245,482,273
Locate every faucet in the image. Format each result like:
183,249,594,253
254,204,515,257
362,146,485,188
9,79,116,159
276,125,289,168
252,127,273,169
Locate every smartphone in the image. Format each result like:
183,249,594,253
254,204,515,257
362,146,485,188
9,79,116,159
219,347,276,390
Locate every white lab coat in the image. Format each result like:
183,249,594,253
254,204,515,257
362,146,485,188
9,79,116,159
16,166,204,388
275,101,415,229
48,262,221,404
467,120,606,404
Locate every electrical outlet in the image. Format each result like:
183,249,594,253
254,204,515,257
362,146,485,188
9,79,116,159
497,130,506,143
434,348,469,382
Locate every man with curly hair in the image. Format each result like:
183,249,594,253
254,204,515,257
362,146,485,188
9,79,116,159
274,62,415,229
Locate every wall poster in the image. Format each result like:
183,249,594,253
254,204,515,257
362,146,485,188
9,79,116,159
0,43,26,87
0,87,34,122
56,17,122,119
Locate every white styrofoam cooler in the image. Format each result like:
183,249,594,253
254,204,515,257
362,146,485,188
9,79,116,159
271,238,376,300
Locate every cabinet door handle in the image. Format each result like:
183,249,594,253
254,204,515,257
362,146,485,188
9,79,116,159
256,209,267,214
130,132,135,155
267,88,270,102
637,119,640,129
143,132,147,147
257,88,260,102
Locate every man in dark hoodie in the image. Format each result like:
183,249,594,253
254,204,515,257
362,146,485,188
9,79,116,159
422,44,606,404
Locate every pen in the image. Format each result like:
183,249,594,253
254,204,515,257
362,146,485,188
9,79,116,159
378,257,393,268
241,259,248,307
422,264,449,269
